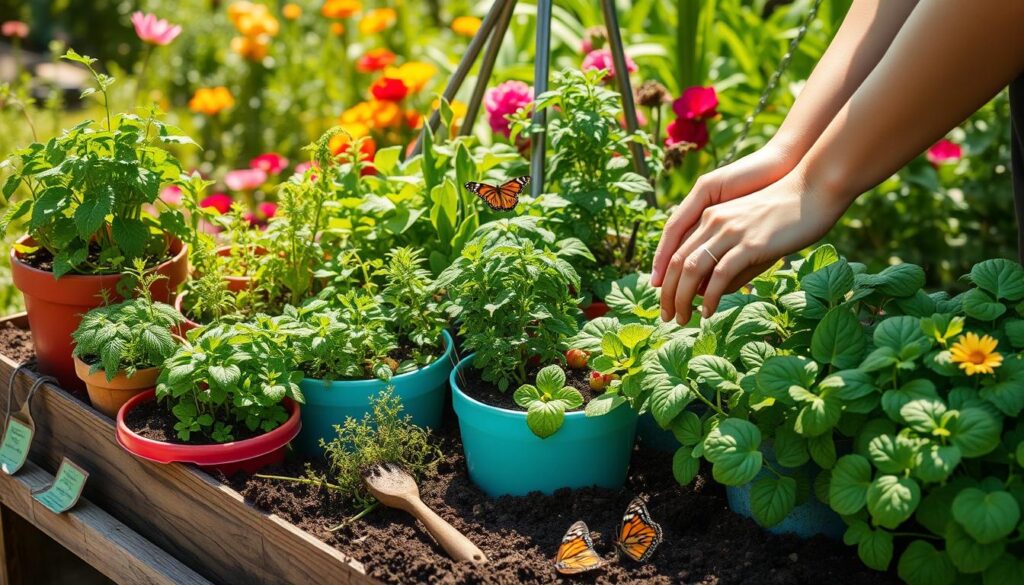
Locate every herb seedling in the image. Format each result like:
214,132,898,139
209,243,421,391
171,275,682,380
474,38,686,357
513,365,583,438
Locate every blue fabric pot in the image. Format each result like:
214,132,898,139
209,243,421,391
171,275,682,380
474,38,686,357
295,330,454,457
450,354,638,497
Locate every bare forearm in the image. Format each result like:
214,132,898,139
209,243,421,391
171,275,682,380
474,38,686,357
802,0,1024,205
771,0,919,159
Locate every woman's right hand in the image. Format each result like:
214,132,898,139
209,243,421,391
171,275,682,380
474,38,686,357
651,141,796,287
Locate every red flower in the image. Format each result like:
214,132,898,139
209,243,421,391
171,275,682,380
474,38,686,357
257,202,278,220
370,76,409,102
249,152,289,174
673,86,718,121
199,193,232,214
926,139,962,167
666,118,709,150
356,48,397,73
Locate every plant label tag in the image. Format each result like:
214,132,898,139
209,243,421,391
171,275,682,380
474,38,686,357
0,416,33,474
32,458,89,514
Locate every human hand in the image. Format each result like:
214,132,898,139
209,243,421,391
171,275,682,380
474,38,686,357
653,171,847,324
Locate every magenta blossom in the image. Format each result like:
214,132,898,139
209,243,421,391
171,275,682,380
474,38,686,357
581,48,637,81
130,12,182,46
258,202,278,220
224,168,268,191
250,153,290,175
673,86,718,121
666,118,709,150
926,139,962,167
1,21,29,39
485,80,533,138
199,193,232,215
159,184,183,206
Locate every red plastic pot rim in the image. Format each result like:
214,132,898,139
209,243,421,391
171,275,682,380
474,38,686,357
116,389,301,466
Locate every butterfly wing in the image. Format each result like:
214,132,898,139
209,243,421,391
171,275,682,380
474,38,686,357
554,521,605,575
616,497,663,563
464,176,530,211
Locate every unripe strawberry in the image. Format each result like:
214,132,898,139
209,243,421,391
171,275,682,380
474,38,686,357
383,357,399,373
566,349,590,369
589,370,607,391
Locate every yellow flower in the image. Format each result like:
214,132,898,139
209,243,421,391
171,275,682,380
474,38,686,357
322,0,361,19
451,16,481,37
283,3,302,20
189,87,235,116
386,61,437,93
369,99,401,128
359,8,396,35
228,1,254,26
341,101,375,126
949,332,1003,375
231,2,279,37
231,35,270,60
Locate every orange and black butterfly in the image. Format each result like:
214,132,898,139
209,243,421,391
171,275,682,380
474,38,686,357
616,497,663,563
554,520,605,575
463,175,530,211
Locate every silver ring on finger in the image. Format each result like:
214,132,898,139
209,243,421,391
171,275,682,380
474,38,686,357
701,245,720,264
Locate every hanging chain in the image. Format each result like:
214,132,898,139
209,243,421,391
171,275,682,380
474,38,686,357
720,0,825,167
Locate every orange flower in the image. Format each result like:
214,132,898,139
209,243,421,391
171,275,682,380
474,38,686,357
229,2,279,37
405,109,422,130
227,1,254,25
451,16,481,37
231,35,269,60
357,48,397,73
341,101,375,126
369,100,402,128
330,22,345,36
321,0,361,19
329,133,376,161
359,8,396,34
386,61,436,93
282,3,302,20
189,87,235,116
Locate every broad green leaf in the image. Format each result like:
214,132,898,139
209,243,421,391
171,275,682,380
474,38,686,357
970,259,1024,301
757,356,818,400
882,379,939,422
808,434,837,469
897,540,956,585
946,521,1004,574
867,475,921,529
617,323,654,349
726,302,780,345
600,331,626,358
750,476,796,527
778,290,827,320
922,314,965,345
797,245,840,280
535,364,566,394
951,488,1020,545
817,369,875,401
794,393,841,437
868,433,918,474
843,520,894,571
829,454,871,515
111,216,150,258
914,443,961,484
74,192,112,238
979,356,1024,416
703,419,763,486
569,317,621,353
874,316,932,361
773,425,809,468
860,347,899,372
526,401,564,438
900,398,948,435
584,393,626,416
962,288,1007,321
551,386,584,410
670,411,702,446
801,259,854,303
647,339,695,427
916,482,962,536
983,555,1024,585
811,307,866,369
875,263,926,297
739,341,776,370
1004,319,1024,349
689,355,738,390
672,446,699,485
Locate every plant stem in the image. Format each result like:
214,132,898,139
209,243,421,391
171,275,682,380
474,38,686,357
689,381,726,416
254,474,344,492
327,502,381,532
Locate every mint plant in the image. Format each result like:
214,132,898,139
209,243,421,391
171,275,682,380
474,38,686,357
156,318,305,443
1,50,194,276
71,260,183,380
514,365,584,438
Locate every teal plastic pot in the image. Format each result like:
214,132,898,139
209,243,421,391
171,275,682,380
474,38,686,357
451,354,638,497
636,412,680,453
295,331,454,457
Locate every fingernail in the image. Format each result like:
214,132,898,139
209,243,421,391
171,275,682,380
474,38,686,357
661,309,670,322
676,313,688,326
702,306,711,319
651,268,660,283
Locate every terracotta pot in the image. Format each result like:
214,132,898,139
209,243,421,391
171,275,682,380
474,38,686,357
173,292,201,337
73,356,160,418
10,236,189,391
116,389,301,475
582,301,610,320
215,245,266,292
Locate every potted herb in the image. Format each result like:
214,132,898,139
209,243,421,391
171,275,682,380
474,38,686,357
438,222,638,497
278,247,452,457
3,50,192,388
116,317,305,475
71,262,184,417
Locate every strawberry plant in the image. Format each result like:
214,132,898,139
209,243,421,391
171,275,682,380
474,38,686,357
513,365,584,438
1,50,194,276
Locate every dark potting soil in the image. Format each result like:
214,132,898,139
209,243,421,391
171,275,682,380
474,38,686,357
227,431,898,585
0,321,35,364
458,362,595,412
18,245,172,273
123,397,265,445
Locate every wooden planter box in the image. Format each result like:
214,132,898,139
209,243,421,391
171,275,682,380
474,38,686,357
0,314,378,585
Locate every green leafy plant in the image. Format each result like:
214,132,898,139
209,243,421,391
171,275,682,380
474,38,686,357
436,219,582,392
156,317,305,442
1,50,194,277
513,365,584,438
71,260,183,380
181,241,241,325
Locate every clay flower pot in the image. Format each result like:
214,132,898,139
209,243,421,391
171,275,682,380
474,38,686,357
73,357,160,418
215,245,266,292
173,292,201,337
116,390,301,476
10,236,189,390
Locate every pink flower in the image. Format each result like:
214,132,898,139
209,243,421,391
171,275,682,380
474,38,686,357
666,118,709,150
926,139,962,167
1,21,29,39
131,12,182,46
581,48,637,81
250,153,289,175
199,193,232,214
159,185,183,206
224,168,268,191
484,80,533,138
257,202,278,220
673,86,718,121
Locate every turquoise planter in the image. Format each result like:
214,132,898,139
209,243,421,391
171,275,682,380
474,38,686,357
295,330,454,457
636,412,680,453
450,354,638,497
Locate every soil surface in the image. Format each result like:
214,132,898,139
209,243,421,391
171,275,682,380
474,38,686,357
0,322,35,364
459,362,595,412
124,396,264,445
227,429,898,585
18,245,171,273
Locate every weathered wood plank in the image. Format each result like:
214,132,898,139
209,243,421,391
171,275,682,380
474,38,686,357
0,314,377,585
0,461,209,585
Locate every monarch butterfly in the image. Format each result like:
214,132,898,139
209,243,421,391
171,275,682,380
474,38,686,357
616,497,663,563
554,520,605,575
463,175,530,211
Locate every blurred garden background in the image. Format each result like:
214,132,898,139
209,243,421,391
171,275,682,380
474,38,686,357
0,0,1015,314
